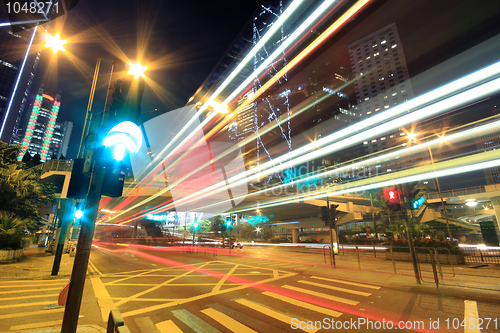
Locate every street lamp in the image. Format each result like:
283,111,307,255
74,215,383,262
43,33,104,159
406,132,453,241
60,57,147,333
128,61,147,79
45,33,67,53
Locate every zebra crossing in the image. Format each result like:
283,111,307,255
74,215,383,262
135,275,381,333
0,278,69,331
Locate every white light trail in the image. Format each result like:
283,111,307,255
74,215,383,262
193,118,500,212
147,71,500,214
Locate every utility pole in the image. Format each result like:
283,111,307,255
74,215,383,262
51,199,74,275
398,185,421,284
326,197,336,266
427,143,453,241
61,59,125,333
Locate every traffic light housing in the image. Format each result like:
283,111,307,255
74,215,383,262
321,205,339,226
321,206,328,222
383,188,401,211
408,184,426,210
330,204,339,228
96,75,145,197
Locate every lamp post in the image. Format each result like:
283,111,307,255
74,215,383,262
46,33,148,331
427,135,453,241
407,131,453,241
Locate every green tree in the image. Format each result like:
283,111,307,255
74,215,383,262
208,215,225,233
0,211,31,249
0,142,56,224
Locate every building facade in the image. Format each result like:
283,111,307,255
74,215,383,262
17,86,62,162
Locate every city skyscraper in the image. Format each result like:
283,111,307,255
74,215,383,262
348,22,413,119
49,120,73,158
17,85,62,162
0,25,38,141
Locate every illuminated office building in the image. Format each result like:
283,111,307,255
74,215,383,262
17,86,62,162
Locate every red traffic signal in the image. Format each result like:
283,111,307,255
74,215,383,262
383,189,399,202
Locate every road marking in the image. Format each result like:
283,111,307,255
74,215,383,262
172,309,221,333
0,294,59,301
107,267,165,285
235,298,318,333
156,320,183,333
310,276,381,289
298,280,372,296
464,300,481,333
213,264,239,293
10,320,62,331
282,285,358,305
273,270,279,278
106,283,240,287
0,300,55,309
90,277,115,321
201,307,258,333
135,316,160,333
0,287,63,294
121,271,297,318
207,303,287,333
110,297,183,302
0,282,67,288
114,262,213,307
262,291,342,317
89,260,102,275
0,308,64,319
0,279,68,284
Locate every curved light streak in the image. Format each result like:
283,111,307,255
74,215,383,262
108,2,371,221
139,73,500,217
193,118,500,212
250,151,500,211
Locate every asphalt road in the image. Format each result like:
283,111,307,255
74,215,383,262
84,243,499,332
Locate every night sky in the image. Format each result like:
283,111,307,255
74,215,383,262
30,0,264,158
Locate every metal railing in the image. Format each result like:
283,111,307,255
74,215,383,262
424,186,486,200
33,159,74,174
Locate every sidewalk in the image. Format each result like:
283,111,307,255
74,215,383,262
253,247,500,303
0,246,105,333
0,246,73,279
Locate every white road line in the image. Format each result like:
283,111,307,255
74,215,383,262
464,300,481,333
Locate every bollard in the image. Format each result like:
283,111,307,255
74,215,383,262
373,243,377,258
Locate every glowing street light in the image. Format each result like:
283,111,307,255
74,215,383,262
406,131,417,142
128,61,147,79
45,33,67,54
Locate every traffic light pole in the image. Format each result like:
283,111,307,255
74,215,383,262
398,185,421,284
51,199,74,275
326,197,336,267
61,59,125,333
